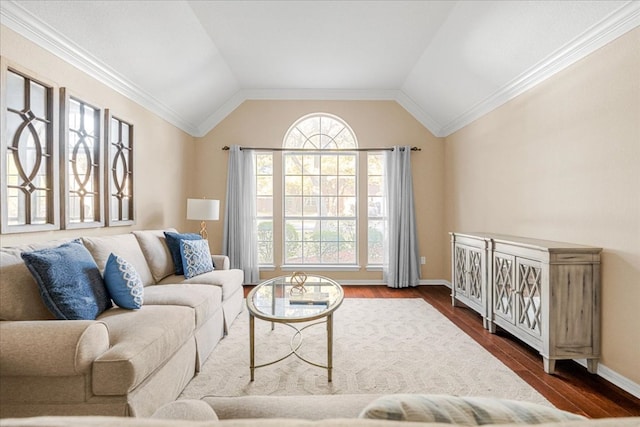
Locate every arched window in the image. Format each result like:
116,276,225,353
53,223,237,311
282,114,358,265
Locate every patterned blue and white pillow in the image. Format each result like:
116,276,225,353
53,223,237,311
104,253,144,309
179,239,214,279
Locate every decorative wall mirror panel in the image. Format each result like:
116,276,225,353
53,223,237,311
105,109,134,226
60,88,104,229
1,63,59,234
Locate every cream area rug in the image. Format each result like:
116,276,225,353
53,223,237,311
180,298,550,406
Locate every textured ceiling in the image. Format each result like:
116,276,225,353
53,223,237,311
1,0,638,137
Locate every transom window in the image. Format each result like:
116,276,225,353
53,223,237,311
283,114,358,265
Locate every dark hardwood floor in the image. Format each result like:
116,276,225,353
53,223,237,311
245,284,640,418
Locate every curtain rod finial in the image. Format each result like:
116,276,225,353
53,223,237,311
222,146,230,151
411,147,422,151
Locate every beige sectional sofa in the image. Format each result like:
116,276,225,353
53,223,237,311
0,229,244,419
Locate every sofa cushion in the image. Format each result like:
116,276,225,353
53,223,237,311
93,305,194,395
181,239,214,279
157,269,244,300
21,240,112,320
104,253,144,309
164,231,202,275
143,284,222,329
82,234,154,286
358,394,586,424
132,229,177,282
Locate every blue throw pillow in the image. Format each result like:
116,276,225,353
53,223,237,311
104,253,144,309
164,231,202,275
21,240,112,320
180,239,214,279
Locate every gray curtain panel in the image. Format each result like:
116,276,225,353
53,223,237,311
223,145,260,284
383,146,421,288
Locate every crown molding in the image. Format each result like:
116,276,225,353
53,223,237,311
195,91,246,137
395,91,445,137
439,1,640,137
196,88,444,138
0,0,200,136
242,88,398,101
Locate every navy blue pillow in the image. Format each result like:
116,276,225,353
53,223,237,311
164,231,202,275
21,240,112,320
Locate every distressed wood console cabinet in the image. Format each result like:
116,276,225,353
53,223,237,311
450,232,601,374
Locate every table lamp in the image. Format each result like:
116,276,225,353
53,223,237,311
186,198,219,239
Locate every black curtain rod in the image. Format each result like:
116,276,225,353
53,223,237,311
221,145,421,152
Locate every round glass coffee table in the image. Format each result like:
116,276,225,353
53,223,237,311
246,274,344,382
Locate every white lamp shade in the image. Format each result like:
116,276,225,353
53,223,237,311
187,199,219,221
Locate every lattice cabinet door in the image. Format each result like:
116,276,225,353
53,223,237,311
516,258,543,340
450,233,489,328
454,245,467,295
467,248,483,305
493,253,515,323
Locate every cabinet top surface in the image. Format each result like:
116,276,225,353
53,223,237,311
450,232,602,253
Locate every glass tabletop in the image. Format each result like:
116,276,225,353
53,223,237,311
246,274,344,322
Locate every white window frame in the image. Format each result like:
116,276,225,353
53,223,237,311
366,152,386,270
281,113,360,271
256,151,274,268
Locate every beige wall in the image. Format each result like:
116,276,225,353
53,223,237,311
444,28,640,383
194,100,446,281
0,25,195,247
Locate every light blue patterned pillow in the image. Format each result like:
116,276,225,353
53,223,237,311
179,239,214,279
21,240,112,320
104,253,144,309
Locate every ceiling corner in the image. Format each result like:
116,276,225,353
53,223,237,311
437,0,640,137
1,0,201,136
394,91,445,138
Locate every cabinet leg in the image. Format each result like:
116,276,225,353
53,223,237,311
587,358,599,374
487,321,496,334
543,357,556,374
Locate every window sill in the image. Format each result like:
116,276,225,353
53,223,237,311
365,264,383,271
281,264,361,272
258,265,276,271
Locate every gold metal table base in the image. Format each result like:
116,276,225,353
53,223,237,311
249,313,334,382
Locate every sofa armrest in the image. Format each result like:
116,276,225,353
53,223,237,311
0,320,109,376
211,255,230,270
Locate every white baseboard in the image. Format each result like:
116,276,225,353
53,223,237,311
574,359,640,399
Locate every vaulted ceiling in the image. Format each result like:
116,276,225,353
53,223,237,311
1,1,638,137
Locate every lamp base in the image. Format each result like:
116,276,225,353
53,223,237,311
199,221,208,240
